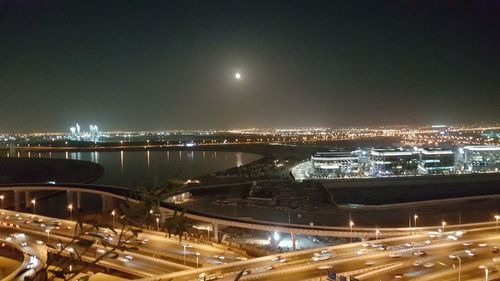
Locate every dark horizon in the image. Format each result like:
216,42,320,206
1,0,500,132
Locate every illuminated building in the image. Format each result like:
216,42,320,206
418,147,454,174
461,145,500,173
311,151,360,178
369,148,419,176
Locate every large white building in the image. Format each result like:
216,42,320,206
418,147,455,174
311,151,360,178
368,148,419,176
461,145,500,173
299,145,500,180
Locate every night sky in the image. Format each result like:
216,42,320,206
1,0,499,132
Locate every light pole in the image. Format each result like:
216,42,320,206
273,232,280,251
111,210,116,228
494,215,500,232
414,214,418,229
484,267,489,281
442,221,447,232
182,244,192,265
68,204,73,220
155,217,160,231
45,228,51,243
31,199,36,215
375,228,380,240
349,220,354,243
0,195,4,208
449,255,461,281
195,252,200,268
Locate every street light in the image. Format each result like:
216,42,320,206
414,214,418,229
31,199,36,215
494,215,500,232
45,228,51,243
442,221,447,232
68,204,73,220
195,252,200,268
111,210,116,228
0,195,4,208
182,244,192,265
449,255,462,281
349,220,354,243
155,217,160,231
375,228,380,240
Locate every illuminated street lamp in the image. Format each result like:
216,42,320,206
111,210,116,228
414,214,418,229
273,232,280,251
479,265,489,281
442,221,447,232
68,204,73,220
0,194,4,208
449,255,462,281
45,228,51,243
375,228,380,240
155,217,160,231
349,221,354,243
195,252,200,268
494,215,500,232
31,199,36,215
182,244,192,265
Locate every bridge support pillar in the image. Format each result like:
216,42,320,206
76,192,82,209
101,195,115,214
25,191,31,209
14,191,20,211
213,223,219,242
291,233,296,251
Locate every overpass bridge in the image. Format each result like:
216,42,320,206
0,183,476,241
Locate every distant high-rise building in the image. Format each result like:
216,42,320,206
68,123,101,142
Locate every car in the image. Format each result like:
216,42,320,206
20,242,28,247
10,233,25,239
423,262,435,268
118,257,130,263
96,248,106,254
463,242,472,246
424,240,432,245
364,261,376,266
213,255,225,260
492,247,499,254
389,253,401,258
413,250,426,256
413,261,422,267
311,252,335,262
272,256,282,262
266,265,276,271
35,240,44,245
357,249,368,255
242,270,252,276
394,273,404,279
447,235,458,241
124,255,134,260
478,243,487,247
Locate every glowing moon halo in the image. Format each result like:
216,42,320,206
235,72,241,80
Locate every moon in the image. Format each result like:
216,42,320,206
235,72,241,80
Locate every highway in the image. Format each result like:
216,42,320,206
0,208,248,277
139,225,499,281
1,205,499,280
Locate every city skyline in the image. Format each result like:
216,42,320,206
1,1,500,132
